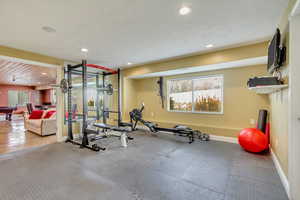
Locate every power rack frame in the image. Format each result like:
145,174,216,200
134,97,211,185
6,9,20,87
65,60,130,151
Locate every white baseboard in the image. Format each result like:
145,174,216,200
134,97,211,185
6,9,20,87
270,149,290,199
209,135,238,144
57,136,67,142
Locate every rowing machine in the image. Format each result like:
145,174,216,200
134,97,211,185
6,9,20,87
129,104,209,143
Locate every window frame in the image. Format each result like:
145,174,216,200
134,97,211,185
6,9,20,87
167,74,224,115
8,90,30,107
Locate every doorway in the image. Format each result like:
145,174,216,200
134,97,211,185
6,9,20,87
0,56,60,154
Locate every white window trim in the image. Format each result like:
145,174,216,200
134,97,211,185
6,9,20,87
8,90,30,107
167,74,224,115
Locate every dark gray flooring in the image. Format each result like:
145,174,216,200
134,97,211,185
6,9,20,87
0,131,288,200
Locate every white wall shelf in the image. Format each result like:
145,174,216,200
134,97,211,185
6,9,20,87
248,85,288,94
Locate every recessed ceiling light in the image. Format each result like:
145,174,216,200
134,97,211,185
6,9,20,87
205,44,214,48
179,6,191,15
81,48,88,52
42,26,56,33
42,72,47,75
127,62,132,65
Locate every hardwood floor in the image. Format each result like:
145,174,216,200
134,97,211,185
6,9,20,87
0,115,56,154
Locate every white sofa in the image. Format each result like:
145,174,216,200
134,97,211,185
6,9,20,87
24,111,56,136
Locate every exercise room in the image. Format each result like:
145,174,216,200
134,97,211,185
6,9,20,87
0,0,300,200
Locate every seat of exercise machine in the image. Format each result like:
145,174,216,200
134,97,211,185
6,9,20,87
173,125,192,131
119,121,133,127
94,123,129,132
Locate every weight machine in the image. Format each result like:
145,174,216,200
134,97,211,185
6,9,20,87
130,104,210,143
63,60,132,151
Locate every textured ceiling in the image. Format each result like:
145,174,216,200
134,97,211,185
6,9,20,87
0,0,288,67
0,59,56,86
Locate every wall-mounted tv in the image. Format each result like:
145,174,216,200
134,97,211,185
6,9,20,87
267,28,285,74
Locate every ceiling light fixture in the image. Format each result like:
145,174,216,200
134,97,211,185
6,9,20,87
127,62,132,65
42,72,47,75
205,44,214,48
179,6,191,15
81,48,88,52
42,26,56,33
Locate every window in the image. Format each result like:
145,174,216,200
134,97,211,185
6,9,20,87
50,89,56,105
8,90,30,107
167,75,223,114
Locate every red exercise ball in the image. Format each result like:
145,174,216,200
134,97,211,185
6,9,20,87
238,128,268,153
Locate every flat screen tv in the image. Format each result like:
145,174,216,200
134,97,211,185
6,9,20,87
267,28,282,74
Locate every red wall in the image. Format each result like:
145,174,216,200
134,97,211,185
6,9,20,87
0,84,40,107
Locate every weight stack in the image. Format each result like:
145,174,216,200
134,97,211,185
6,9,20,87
257,109,268,134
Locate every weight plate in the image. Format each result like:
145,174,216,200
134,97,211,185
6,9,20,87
60,79,68,93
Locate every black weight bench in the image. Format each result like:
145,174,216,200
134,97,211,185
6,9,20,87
94,123,129,132
93,123,134,141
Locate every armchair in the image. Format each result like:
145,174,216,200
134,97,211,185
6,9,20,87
24,110,56,136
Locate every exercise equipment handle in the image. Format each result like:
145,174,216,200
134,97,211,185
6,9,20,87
86,64,117,74
140,103,145,113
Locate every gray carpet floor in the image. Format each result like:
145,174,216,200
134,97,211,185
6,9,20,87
0,131,288,200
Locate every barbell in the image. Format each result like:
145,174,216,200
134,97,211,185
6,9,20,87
51,79,114,95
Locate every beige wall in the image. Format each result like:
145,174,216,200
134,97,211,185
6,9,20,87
122,42,270,137
269,88,289,175
0,45,64,66
122,42,269,121
122,78,138,120
123,42,268,78
268,0,298,178
268,34,289,177
132,65,269,137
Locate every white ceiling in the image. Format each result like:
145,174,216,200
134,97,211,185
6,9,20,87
0,0,288,68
